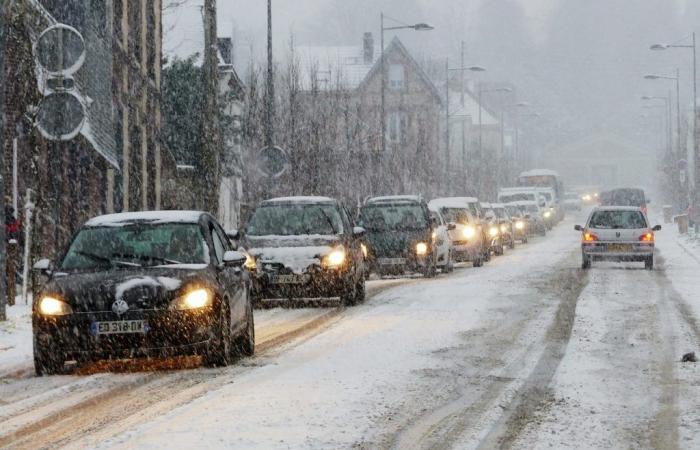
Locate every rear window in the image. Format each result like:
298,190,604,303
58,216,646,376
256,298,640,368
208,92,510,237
588,210,647,229
600,189,645,206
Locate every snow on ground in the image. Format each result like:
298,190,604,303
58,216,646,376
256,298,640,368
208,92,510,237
0,301,32,376
95,224,578,449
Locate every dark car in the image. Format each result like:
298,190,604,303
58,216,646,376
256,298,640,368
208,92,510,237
358,195,437,277
239,197,366,306
32,211,254,375
599,188,649,215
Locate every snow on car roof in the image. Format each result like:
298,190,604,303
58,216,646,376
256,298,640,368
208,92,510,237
499,187,540,193
507,200,538,206
519,169,560,178
366,195,422,204
263,196,336,204
449,196,479,203
428,198,472,210
85,210,204,227
591,206,644,212
480,202,492,208
491,203,505,208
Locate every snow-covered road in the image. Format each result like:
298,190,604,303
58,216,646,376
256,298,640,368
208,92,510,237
3,213,700,449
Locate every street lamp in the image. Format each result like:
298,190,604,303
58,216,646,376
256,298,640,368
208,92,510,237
478,86,512,158
651,34,698,211
379,13,433,192
644,70,681,158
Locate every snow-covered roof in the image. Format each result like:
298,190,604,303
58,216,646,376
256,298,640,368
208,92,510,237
448,89,499,126
293,44,379,90
262,196,336,205
428,198,472,210
519,169,560,178
591,206,644,212
85,211,204,227
508,200,538,206
366,195,423,204
480,202,492,208
491,203,505,208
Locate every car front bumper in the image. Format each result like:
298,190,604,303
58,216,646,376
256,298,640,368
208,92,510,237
452,241,481,262
252,267,354,299
33,308,216,361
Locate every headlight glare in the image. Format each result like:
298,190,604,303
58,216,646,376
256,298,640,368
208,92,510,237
360,243,368,258
463,226,475,239
415,242,428,255
489,226,499,237
515,220,524,230
38,296,72,316
543,211,551,219
172,288,213,310
500,224,508,233
323,247,346,268
244,253,257,270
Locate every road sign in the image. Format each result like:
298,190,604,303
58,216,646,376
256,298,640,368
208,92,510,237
258,145,289,178
35,91,86,141
35,24,85,75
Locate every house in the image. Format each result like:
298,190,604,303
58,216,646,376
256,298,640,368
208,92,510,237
1,0,174,257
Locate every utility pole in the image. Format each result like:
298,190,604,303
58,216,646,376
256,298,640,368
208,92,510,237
444,57,449,194
0,0,6,321
201,0,220,214
265,0,274,149
460,41,467,192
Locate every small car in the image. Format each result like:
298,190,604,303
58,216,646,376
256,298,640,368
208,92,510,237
481,202,505,256
563,191,582,211
428,198,487,267
239,196,366,305
359,195,438,277
492,203,515,249
32,211,255,375
505,204,529,243
575,206,661,270
429,208,455,273
598,188,649,216
510,200,547,236
450,197,492,263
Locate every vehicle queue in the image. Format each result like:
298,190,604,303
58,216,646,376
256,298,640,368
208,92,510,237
29,171,567,375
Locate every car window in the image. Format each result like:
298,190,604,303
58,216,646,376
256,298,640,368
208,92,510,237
247,203,344,236
210,225,226,263
439,207,470,224
588,210,647,229
359,203,429,231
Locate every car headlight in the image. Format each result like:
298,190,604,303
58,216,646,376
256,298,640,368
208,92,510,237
463,226,475,239
515,220,524,230
489,226,499,237
500,224,508,233
543,211,551,219
323,247,346,268
415,242,428,255
171,287,213,310
244,253,257,270
431,230,437,241
38,295,72,316
360,243,368,258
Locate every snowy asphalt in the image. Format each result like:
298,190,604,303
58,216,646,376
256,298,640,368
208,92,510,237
2,210,700,449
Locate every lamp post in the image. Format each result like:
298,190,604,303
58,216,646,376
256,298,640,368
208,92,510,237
478,87,512,158
641,95,672,156
379,13,433,193
644,70,681,157
651,35,698,209
445,63,485,193
0,0,6,321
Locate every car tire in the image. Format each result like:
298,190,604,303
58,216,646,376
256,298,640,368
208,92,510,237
341,279,357,306
522,235,528,244
645,256,654,270
495,243,504,256
482,241,491,262
539,227,546,237
354,278,366,304
444,251,454,273
234,293,255,357
473,254,483,267
582,254,591,269
33,338,64,376
204,300,232,367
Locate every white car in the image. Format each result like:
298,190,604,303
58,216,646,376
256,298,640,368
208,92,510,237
509,200,547,236
575,206,661,270
429,208,455,273
428,198,487,267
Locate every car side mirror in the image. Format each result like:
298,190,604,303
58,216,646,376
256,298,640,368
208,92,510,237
524,214,531,219
222,250,246,267
353,226,366,237
652,225,662,231
574,225,583,231
226,229,241,241
429,217,438,227
447,223,456,230
33,258,52,275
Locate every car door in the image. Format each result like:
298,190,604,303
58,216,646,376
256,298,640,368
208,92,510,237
210,221,247,325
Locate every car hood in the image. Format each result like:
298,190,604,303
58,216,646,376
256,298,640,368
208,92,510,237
246,235,340,274
42,267,208,313
364,229,429,257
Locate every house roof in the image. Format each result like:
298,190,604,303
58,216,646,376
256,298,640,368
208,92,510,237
448,88,499,126
293,44,380,90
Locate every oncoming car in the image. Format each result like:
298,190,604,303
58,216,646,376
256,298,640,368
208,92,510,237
429,198,486,267
240,197,366,305
32,211,255,375
575,206,661,270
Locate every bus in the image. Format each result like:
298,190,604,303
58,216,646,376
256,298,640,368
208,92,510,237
517,169,564,220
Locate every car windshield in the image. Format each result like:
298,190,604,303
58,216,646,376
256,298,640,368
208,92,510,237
61,223,208,270
246,203,343,236
526,205,539,213
493,208,507,219
506,206,520,217
439,207,470,224
500,193,535,203
588,210,647,229
360,203,428,231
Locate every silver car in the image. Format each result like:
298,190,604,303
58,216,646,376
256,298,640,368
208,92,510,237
575,206,661,270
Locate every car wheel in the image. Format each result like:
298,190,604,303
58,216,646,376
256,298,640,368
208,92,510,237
539,227,547,237
423,258,437,278
473,253,483,267
645,256,654,270
508,237,515,250
495,242,504,256
341,278,357,306
522,235,528,244
354,278,366,303
33,337,64,376
582,254,591,269
482,242,491,262
444,251,454,273
234,292,255,357
204,300,232,367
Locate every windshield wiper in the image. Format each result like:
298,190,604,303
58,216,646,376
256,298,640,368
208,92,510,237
75,251,112,265
113,253,182,266
317,208,337,234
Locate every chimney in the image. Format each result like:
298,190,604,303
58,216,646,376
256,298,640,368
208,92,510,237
363,32,374,64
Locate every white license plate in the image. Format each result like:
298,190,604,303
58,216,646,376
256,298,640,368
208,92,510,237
271,274,308,284
607,244,632,252
92,320,147,335
378,258,406,265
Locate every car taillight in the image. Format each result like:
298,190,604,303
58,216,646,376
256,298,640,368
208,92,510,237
640,232,654,242
582,232,598,242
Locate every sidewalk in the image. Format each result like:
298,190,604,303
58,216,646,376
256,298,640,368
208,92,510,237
0,300,32,374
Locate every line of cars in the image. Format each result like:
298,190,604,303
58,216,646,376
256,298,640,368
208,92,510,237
29,187,564,375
